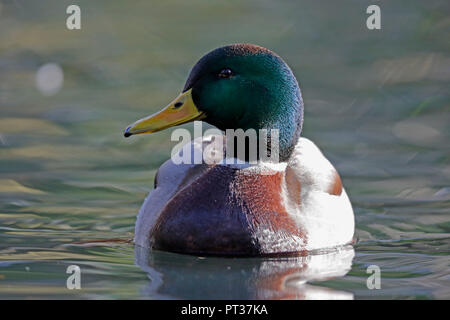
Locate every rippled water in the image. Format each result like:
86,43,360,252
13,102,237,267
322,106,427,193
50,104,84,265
0,0,449,299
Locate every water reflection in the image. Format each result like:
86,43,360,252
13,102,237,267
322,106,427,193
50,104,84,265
135,245,355,300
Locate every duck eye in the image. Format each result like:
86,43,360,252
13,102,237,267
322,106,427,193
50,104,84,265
218,68,233,78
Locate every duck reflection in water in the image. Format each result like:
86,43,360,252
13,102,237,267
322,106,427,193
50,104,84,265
134,245,355,300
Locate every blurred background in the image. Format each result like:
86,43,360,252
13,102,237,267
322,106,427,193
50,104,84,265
0,0,449,299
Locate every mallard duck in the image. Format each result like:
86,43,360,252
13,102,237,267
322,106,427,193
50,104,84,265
124,43,354,256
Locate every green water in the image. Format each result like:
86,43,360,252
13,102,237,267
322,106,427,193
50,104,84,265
0,0,449,299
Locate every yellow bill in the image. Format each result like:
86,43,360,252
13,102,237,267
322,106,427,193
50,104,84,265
124,89,205,137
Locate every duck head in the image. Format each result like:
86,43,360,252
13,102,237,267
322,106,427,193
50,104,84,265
124,43,304,161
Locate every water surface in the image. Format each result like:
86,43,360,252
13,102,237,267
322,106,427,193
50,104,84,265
0,0,449,299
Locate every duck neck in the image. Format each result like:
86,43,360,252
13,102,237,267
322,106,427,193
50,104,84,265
259,104,303,162
218,100,303,163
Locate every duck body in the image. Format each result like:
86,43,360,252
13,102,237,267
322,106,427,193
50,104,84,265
126,43,355,256
134,135,354,256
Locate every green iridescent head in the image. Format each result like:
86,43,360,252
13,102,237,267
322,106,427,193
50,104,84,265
125,43,304,161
